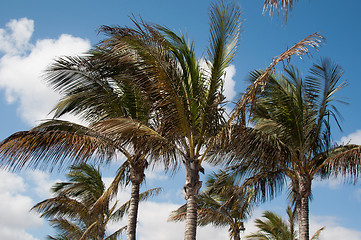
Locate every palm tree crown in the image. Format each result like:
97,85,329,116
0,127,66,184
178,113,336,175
32,163,127,240
245,206,324,240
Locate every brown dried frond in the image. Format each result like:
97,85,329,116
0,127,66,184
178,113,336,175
263,0,298,21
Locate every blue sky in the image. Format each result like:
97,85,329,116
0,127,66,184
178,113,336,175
0,0,360,239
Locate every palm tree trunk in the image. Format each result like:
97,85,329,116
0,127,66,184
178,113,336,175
298,195,310,240
297,174,311,240
233,230,241,240
97,225,106,240
183,159,202,240
127,182,140,240
185,194,198,240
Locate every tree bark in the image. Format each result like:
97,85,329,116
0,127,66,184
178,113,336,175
183,159,202,240
97,224,106,240
297,174,311,240
298,195,310,240
127,182,140,240
126,155,146,240
233,230,241,240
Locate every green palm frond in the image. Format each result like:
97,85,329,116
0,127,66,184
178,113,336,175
207,1,242,87
79,221,98,240
91,161,130,215
46,51,153,123
245,207,297,240
31,196,88,219
47,217,86,240
246,206,324,240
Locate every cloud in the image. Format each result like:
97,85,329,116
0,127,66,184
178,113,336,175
310,215,361,240
0,169,26,193
241,206,361,240
339,129,361,145
0,170,43,240
223,64,237,101
26,170,61,198
136,201,229,240
144,164,169,181
313,176,344,189
0,18,91,126
0,227,39,240
0,18,33,55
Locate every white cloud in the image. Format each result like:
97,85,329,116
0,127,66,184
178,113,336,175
0,18,91,126
136,201,229,240
223,64,237,101
0,170,43,239
0,169,26,193
0,18,33,55
0,226,39,240
339,129,361,145
145,164,169,181
26,170,61,198
310,215,361,240
313,176,344,189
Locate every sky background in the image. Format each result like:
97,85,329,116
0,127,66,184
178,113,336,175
0,0,360,239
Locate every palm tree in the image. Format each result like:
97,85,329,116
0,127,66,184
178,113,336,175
169,171,255,240
32,163,159,240
245,207,324,240
0,49,169,240
215,59,361,240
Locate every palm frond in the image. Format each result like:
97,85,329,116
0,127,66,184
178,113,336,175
310,226,325,240
245,207,296,240
91,117,180,166
323,144,361,181
105,225,127,240
79,221,98,240
263,0,298,20
47,218,85,240
91,161,130,214
0,121,118,171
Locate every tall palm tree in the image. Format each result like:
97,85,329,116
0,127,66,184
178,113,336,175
0,49,169,240
215,59,361,240
33,163,160,240
169,171,255,240
245,207,324,240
